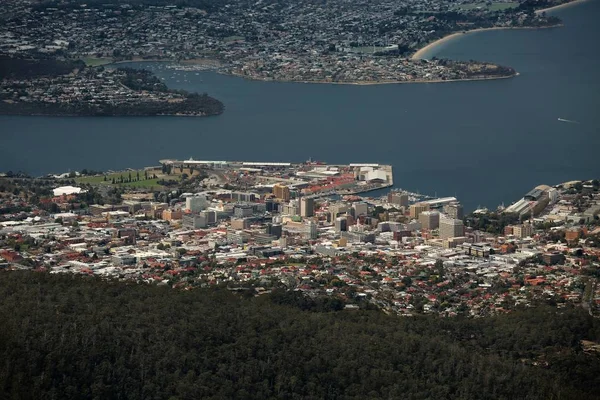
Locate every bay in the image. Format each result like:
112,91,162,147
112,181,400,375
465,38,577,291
1,0,598,211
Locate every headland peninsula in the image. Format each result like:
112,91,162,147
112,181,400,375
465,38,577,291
0,55,223,117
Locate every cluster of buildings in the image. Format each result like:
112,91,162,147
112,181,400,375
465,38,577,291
160,159,394,197
1,160,599,317
0,0,557,83
227,56,515,83
0,67,200,115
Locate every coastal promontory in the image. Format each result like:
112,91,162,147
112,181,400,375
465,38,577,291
0,55,224,117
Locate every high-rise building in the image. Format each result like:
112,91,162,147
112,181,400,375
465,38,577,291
388,191,409,208
352,202,369,217
307,220,318,240
231,217,251,230
281,200,299,216
182,213,207,229
265,198,276,212
419,210,440,230
266,223,283,239
330,203,349,222
162,209,182,221
439,217,464,240
335,216,347,233
409,203,429,219
300,197,315,217
443,202,464,220
185,195,207,213
231,192,257,202
272,184,290,202
233,204,254,218
201,210,217,225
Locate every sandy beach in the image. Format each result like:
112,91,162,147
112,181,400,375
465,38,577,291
536,0,589,14
411,32,466,60
411,24,564,60
411,0,590,60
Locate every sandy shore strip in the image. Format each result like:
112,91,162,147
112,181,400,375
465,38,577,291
411,25,562,60
412,0,590,60
536,0,589,14
411,32,465,60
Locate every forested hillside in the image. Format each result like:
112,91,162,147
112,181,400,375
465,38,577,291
0,272,599,400
0,55,85,80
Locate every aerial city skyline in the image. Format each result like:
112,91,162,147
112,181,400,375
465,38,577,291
0,0,599,398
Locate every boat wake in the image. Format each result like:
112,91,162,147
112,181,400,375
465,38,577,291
558,118,580,124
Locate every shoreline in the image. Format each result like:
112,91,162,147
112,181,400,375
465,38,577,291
536,0,589,14
0,112,216,118
85,56,222,67
412,0,590,60
411,24,563,60
78,0,590,87
224,70,519,86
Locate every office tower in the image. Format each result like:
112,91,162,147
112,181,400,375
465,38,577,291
443,202,464,220
388,191,409,207
418,210,440,230
330,203,349,221
266,223,283,239
307,220,318,240
300,197,315,217
182,213,207,229
439,217,464,240
272,184,290,202
185,195,207,213
351,201,368,217
335,216,347,233
409,203,429,219
233,204,254,218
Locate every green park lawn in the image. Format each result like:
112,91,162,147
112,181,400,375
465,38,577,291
81,56,114,66
223,35,245,42
350,46,391,54
458,2,519,11
75,170,164,189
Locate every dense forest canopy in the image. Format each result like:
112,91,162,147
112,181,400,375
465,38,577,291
1,271,599,399
0,55,85,80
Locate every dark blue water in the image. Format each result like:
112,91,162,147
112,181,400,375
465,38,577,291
1,0,598,211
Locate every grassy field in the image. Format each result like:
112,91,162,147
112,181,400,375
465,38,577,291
75,167,202,189
75,170,163,189
81,56,114,66
458,2,519,11
224,35,245,43
349,46,393,54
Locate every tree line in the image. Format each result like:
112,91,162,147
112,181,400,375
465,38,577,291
0,271,598,399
